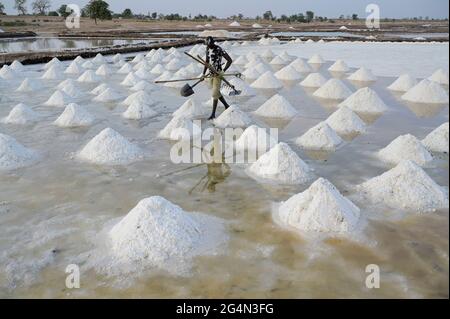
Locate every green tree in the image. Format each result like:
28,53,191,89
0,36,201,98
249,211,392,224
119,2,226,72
32,0,51,15
0,2,5,14
263,10,273,20
48,11,58,16
57,4,71,18
305,11,314,22
14,0,28,15
122,8,132,18
352,13,358,20
84,0,112,24
151,12,157,19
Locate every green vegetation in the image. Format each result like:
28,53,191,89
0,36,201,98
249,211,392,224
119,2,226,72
84,0,112,24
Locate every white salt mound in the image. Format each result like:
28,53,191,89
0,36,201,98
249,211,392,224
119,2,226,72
378,134,433,166
328,59,350,72
77,70,100,83
358,160,448,213
338,87,388,114
65,61,83,74
248,142,314,185
44,90,71,107
253,94,298,119
276,178,360,233
290,58,313,73
54,103,95,128
270,56,287,66
0,65,16,79
325,106,366,136
0,133,39,171
41,65,63,80
387,74,417,92
428,69,449,85
173,99,207,119
94,88,122,102
108,196,227,274
78,128,143,165
229,21,240,27
131,80,154,92
122,102,157,120
158,117,200,141
422,122,449,153
118,63,133,74
300,73,327,88
313,79,352,100
213,105,253,128
95,64,112,76
121,72,140,87
250,71,284,90
123,90,155,106
10,60,24,72
274,65,302,81
234,125,277,154
242,68,262,81
401,79,449,104
295,122,343,151
1,103,39,125
16,78,42,92
308,54,325,64
91,83,109,95
348,67,377,82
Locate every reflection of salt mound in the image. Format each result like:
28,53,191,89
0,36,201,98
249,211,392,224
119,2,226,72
16,78,42,92
123,90,155,106
313,79,352,100
54,103,95,128
78,128,143,165
295,122,343,151
229,21,240,27
44,90,72,107
290,58,312,73
338,87,388,114
173,99,206,119
276,178,360,233
108,196,227,275
328,59,349,72
77,70,100,83
94,87,122,102
325,106,366,136
235,125,276,153
248,142,314,185
401,79,449,104
158,116,199,141
422,122,449,153
123,102,157,120
254,94,298,119
348,67,377,82
387,74,417,92
198,30,232,38
1,103,39,125
274,65,301,81
41,65,63,80
0,133,39,171
300,73,327,88
428,69,449,85
308,54,325,64
250,71,283,90
213,105,253,128
378,134,433,166
358,160,448,213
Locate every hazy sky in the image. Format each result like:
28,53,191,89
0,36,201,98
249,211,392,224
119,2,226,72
1,0,449,19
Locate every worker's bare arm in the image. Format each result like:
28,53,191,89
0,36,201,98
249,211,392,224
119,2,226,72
223,51,233,72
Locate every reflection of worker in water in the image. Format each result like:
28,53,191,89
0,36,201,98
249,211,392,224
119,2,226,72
190,163,231,193
203,36,233,120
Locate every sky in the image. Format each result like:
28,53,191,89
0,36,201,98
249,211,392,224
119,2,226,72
0,0,449,19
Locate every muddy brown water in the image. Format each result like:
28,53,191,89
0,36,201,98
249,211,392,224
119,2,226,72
0,55,448,298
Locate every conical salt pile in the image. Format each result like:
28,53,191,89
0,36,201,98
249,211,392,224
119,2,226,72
131,80,154,92
274,65,302,81
121,72,140,87
254,62,271,74
16,78,42,92
260,49,275,59
44,90,72,107
81,60,95,69
422,122,449,153
313,79,352,100
295,122,343,151
44,57,61,70
348,67,377,82
0,65,16,80
165,59,184,72
275,178,360,233
158,116,200,141
112,53,123,63
64,61,83,74
94,87,123,102
358,160,448,213
10,60,24,72
229,21,240,27
1,103,39,125
289,58,312,73
131,53,145,64
401,79,449,104
91,83,109,95
269,56,288,66
58,79,81,98
338,87,388,114
247,142,314,185
387,74,417,92
213,105,253,128
74,56,85,64
108,196,227,274
0,133,39,171
77,128,143,165
328,59,350,72
300,73,327,88
234,125,277,154
150,64,165,75
242,68,262,82
308,54,325,64
253,94,298,119
95,64,112,76
428,69,449,85
279,51,294,62
173,99,207,119
245,57,265,69
41,65,64,80
234,55,249,66
122,101,157,120
250,71,284,90
325,106,366,136
92,53,106,65
77,70,100,83
135,68,153,80
54,103,95,128
378,134,433,166
118,62,133,74
122,90,155,106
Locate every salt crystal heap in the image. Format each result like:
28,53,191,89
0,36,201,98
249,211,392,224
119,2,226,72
44,90,72,107
328,59,350,73
121,72,140,87
77,70,100,83
1,103,39,125
10,60,24,72
253,94,298,119
247,142,314,185
92,53,106,65
158,116,200,141
213,105,253,128
173,99,207,119
0,65,17,80
82,60,95,69
325,106,366,136
41,65,63,80
348,67,377,82
123,90,155,106
270,55,288,66
313,79,352,100
401,79,449,104
274,65,302,81
290,58,312,73
234,125,277,154
44,57,61,70
58,79,81,98
0,133,39,171
94,87,122,102
95,64,112,77
131,80,154,92
91,83,109,95
118,63,133,74
64,61,83,75
428,68,449,85
16,78,42,92
250,71,284,90
123,101,157,120
54,103,95,128
131,53,145,64
308,54,325,65
77,128,143,165
387,74,417,92
358,160,448,213
378,134,433,166
242,68,262,82
295,122,343,151
229,21,241,27
275,178,360,233
300,73,327,88
108,196,227,274
422,122,449,153
338,87,388,114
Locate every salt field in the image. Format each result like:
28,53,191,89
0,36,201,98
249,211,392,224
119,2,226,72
0,39,448,299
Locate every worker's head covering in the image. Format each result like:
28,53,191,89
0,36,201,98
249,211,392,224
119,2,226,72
205,36,215,48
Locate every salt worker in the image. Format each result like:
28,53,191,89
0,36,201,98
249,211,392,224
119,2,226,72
203,36,233,120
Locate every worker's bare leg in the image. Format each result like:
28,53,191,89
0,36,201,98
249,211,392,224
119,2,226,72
208,99,219,120
219,96,230,109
